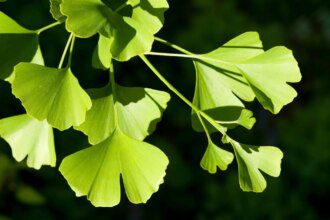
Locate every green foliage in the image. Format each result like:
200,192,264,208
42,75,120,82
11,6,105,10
76,83,170,144
12,63,92,130
0,114,55,169
0,0,302,208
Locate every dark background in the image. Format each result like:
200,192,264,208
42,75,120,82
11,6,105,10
0,0,329,219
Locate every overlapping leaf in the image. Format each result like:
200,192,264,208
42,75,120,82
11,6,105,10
12,63,92,130
237,46,302,114
76,84,170,144
61,0,169,61
92,34,112,70
50,0,66,22
192,32,262,132
0,12,39,79
0,114,55,169
200,141,234,174
60,128,168,207
231,140,283,192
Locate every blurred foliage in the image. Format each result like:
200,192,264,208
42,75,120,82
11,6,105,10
0,0,329,219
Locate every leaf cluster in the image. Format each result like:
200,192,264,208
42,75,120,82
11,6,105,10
0,0,301,207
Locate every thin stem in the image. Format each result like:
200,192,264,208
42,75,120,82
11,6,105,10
58,33,73,68
67,35,76,67
196,112,212,142
115,2,128,12
139,55,227,135
145,51,231,65
140,55,198,112
36,21,61,34
155,37,193,55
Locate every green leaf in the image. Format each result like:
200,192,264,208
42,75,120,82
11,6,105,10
200,141,234,174
92,34,112,70
12,63,92,130
0,114,55,170
0,12,39,79
237,46,302,114
76,84,170,144
61,0,168,61
231,140,283,192
50,0,66,22
60,128,168,207
192,32,262,131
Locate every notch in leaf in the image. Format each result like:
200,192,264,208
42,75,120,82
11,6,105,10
231,140,283,192
76,84,170,144
12,63,92,131
0,12,40,79
0,114,55,169
200,141,234,174
60,128,169,207
237,46,302,114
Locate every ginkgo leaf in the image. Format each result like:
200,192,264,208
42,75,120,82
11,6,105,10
60,128,168,207
61,0,168,61
76,84,170,144
12,63,92,131
192,32,262,132
237,46,302,114
0,12,39,79
92,34,112,70
0,114,55,169
200,141,234,174
231,140,283,192
50,0,66,22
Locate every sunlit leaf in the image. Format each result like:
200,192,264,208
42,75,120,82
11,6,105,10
231,140,283,192
50,0,66,22
61,0,168,60
76,83,170,144
0,114,55,169
200,141,234,174
0,12,39,79
237,46,302,114
12,63,92,130
192,32,262,131
60,128,168,207
92,34,112,70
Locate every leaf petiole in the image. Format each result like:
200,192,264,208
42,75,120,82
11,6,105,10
36,21,61,35
144,51,232,65
154,37,193,55
58,33,74,68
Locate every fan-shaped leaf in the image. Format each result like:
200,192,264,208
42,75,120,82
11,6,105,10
0,12,39,79
12,63,92,130
237,46,302,114
231,140,283,192
60,128,168,207
192,32,262,131
0,114,55,169
200,142,234,174
76,84,170,144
